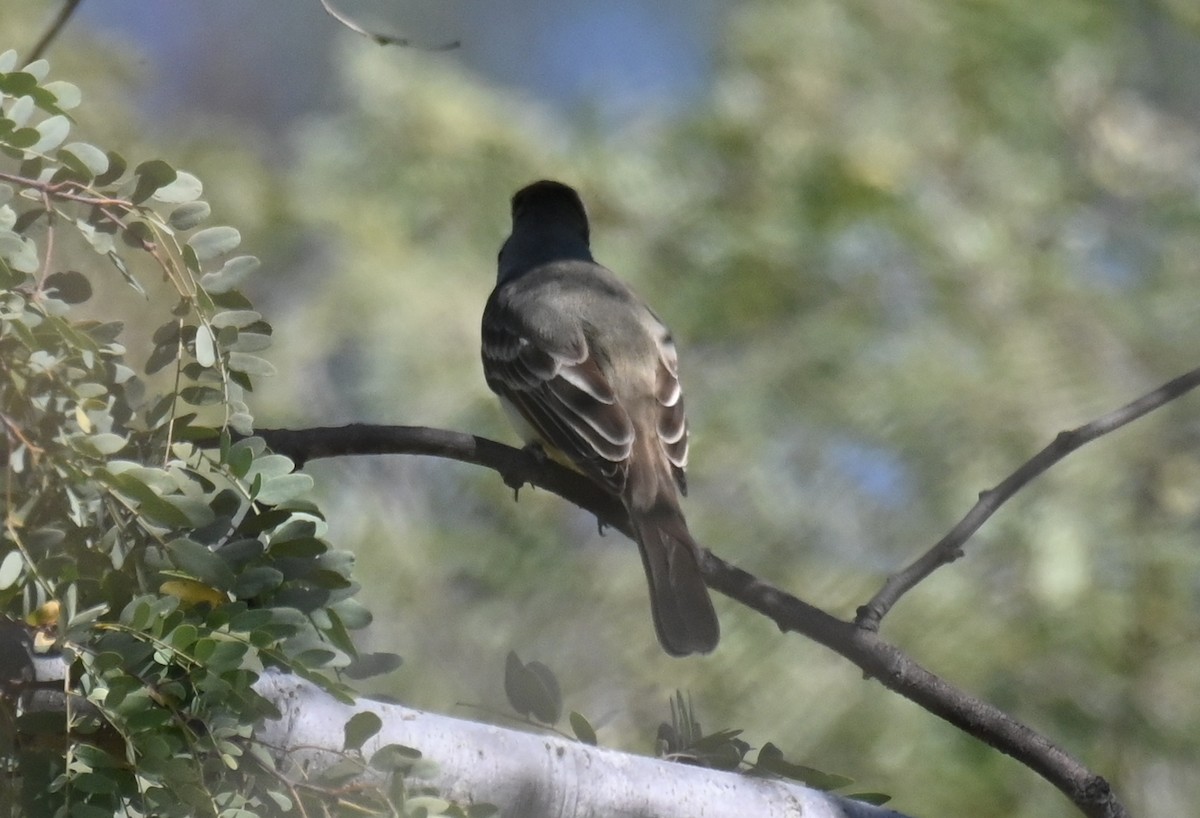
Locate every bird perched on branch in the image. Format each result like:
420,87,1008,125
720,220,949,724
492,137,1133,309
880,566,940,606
481,180,719,656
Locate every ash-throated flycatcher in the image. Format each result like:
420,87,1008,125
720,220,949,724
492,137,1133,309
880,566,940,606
481,180,719,656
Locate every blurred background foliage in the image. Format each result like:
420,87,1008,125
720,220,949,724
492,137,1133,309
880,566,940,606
4,0,1200,815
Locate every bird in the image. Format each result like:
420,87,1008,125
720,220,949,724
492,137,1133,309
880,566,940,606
481,180,719,656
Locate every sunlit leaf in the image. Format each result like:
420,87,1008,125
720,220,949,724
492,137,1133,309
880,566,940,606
32,114,70,153
194,323,217,367
160,579,227,607
43,80,81,109
153,170,203,203
0,551,23,589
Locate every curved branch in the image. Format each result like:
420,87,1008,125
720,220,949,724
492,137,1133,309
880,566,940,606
26,0,85,64
856,364,1200,632
254,423,1128,818
317,0,459,50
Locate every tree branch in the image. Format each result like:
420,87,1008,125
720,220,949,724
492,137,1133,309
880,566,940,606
317,0,459,50
26,0,85,64
253,423,1129,818
855,363,1200,631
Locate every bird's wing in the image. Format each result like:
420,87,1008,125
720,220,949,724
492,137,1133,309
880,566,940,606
482,289,635,491
652,325,689,496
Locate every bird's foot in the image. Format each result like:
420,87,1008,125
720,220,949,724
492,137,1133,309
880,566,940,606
502,442,548,500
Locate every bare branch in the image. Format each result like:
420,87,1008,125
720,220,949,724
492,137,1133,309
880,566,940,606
253,423,1129,818
317,0,459,50
856,364,1200,632
26,0,85,64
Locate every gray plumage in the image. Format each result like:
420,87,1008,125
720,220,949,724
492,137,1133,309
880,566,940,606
481,180,719,656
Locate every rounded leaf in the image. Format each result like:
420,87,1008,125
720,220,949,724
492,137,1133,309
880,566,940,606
0,232,38,274
153,171,203,203
7,95,34,127
194,324,216,367
188,226,241,261
168,201,211,231
343,711,382,752
60,142,109,176
131,159,177,203
24,60,49,81
32,115,70,153
504,652,562,724
569,711,598,745
0,551,24,589
43,81,82,109
200,254,260,294
228,352,276,377
44,270,92,304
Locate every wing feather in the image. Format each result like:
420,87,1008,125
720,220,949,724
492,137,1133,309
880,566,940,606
483,291,634,491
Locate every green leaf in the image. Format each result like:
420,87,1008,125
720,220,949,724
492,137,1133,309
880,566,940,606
32,114,70,153
194,323,217,367
5,127,39,150
80,432,128,456
166,538,235,590
98,471,192,529
69,772,117,795
43,270,92,304
228,352,276,377
194,639,247,672
7,95,34,127
132,159,177,203
199,254,260,294
179,385,224,405
504,652,562,724
161,496,216,527
75,218,115,255
245,453,297,483
210,310,261,329
343,711,382,752
188,225,241,261
0,550,23,589
0,231,38,273
755,743,854,789
233,566,284,598
368,743,421,773
43,80,81,110
168,623,199,650
569,711,597,745
228,608,274,632
168,201,211,231
343,651,402,680
23,60,49,82
407,797,451,815
60,143,108,176
94,150,126,186
254,473,313,505
152,170,203,203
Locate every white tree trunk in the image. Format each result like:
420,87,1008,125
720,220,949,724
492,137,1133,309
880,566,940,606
254,670,917,818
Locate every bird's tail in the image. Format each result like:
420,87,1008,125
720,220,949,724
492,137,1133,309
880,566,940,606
630,495,720,657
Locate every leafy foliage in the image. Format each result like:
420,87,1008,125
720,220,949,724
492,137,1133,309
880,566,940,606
0,51,382,816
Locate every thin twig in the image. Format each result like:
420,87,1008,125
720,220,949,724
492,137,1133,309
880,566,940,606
26,0,85,64
317,0,459,50
855,364,1200,631
250,422,1133,818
